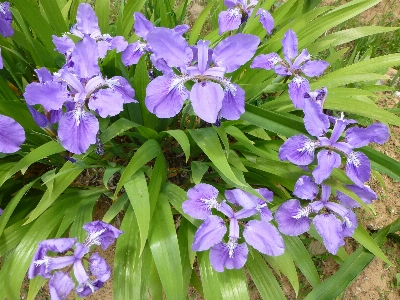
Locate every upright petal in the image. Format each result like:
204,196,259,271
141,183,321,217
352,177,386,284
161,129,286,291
303,97,329,136
210,240,248,272
293,175,318,200
71,36,100,79
312,150,341,184
52,35,75,55
89,88,125,117
220,83,245,120
183,183,220,220
225,188,255,208
58,107,99,154
0,115,25,153
250,53,282,70
279,135,318,166
76,3,100,36
275,199,312,236
346,151,371,186
190,81,224,123
341,209,358,237
345,123,390,148
302,60,329,77
49,272,75,300
243,220,285,256
218,8,242,35
288,76,310,109
192,215,227,251
213,33,260,73
196,40,211,74
256,9,274,34
134,12,155,39
313,214,345,254
24,81,69,111
282,29,298,61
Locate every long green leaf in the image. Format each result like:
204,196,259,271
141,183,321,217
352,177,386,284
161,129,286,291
189,1,214,44
199,251,223,300
217,268,250,300
39,0,68,34
165,130,191,162
95,0,110,33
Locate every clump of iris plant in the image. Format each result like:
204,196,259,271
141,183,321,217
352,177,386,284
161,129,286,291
182,183,284,271
28,221,122,299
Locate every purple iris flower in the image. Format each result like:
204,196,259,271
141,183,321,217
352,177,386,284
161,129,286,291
53,3,128,61
0,2,13,69
0,114,25,153
218,0,258,35
145,30,259,123
250,29,329,108
28,221,122,299
182,184,284,272
275,176,357,254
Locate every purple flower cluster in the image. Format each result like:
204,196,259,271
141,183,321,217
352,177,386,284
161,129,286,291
28,221,122,299
183,183,284,272
23,4,136,154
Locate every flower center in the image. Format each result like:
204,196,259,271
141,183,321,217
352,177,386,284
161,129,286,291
347,152,360,167
227,237,238,258
293,206,311,219
297,139,319,154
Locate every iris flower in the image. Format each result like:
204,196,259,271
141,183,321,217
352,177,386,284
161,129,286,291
0,114,25,153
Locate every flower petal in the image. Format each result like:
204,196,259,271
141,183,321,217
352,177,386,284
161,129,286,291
134,12,155,39
89,252,111,282
312,150,341,184
76,3,101,36
288,76,310,109
345,123,390,148
52,35,75,55
218,8,242,35
190,81,224,123
257,9,274,34
279,135,318,165
346,151,371,187
275,199,311,236
337,184,377,208
24,81,69,111
83,220,123,250
192,215,227,251
121,41,146,66
220,83,245,120
293,175,318,200
71,36,100,79
282,29,298,61
304,98,329,136
111,76,136,104
250,53,282,70
0,114,25,153
209,241,248,272
183,183,219,220
49,272,75,300
302,60,329,77
89,88,125,117
313,214,345,254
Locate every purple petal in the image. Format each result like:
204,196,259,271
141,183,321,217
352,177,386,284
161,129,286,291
293,175,318,200
89,252,111,282
218,201,235,219
192,215,227,251
337,184,376,208
121,41,146,66
274,64,292,76
147,27,193,69
196,40,211,74
134,12,155,39
58,107,99,154
275,199,311,236
220,84,245,120
320,184,332,203
111,76,136,104
173,24,190,35
243,220,285,256
83,220,123,250
190,81,224,123
341,209,357,237
218,8,242,35
282,29,298,61
225,188,256,208
288,76,310,109
213,33,260,73
52,35,75,55
278,135,318,165
250,53,282,70
89,88,125,117
209,241,248,272
305,86,327,108
109,36,128,53
0,2,14,37
302,60,329,77
292,49,311,68
73,258,89,291
303,98,329,137
183,183,220,220
330,119,348,144
76,3,100,36
145,75,188,118
257,9,274,34
312,150,341,184
71,36,100,79
0,114,25,153
345,123,390,148
49,272,75,300
313,214,345,254
346,151,371,187
150,54,173,75
50,109,63,124
24,81,69,111
47,255,76,271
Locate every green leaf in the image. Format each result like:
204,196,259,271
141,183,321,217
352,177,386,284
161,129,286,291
115,139,162,195
100,118,140,143
95,0,110,33
149,193,184,300
125,170,150,255
0,220,33,256
189,1,214,44
189,128,244,187
148,154,167,218
165,130,191,162
191,161,209,184
119,0,147,37
102,193,128,223
198,251,223,300
39,0,68,34
361,147,400,182
217,268,250,300
270,251,299,296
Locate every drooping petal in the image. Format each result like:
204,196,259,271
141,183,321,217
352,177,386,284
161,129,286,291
293,175,318,200
89,88,125,117
256,9,274,34
305,86,327,108
312,150,341,184
250,53,282,70
183,183,220,220
134,12,155,39
243,220,285,256
218,8,242,35
220,83,245,120
190,81,224,123
302,60,329,77
275,199,312,236
0,114,25,153
313,214,345,255
225,188,256,208
24,81,69,111
83,220,123,250
147,27,193,69
35,67,53,83
49,272,75,300
89,253,111,282
111,76,136,104
109,36,128,53
58,107,99,154
145,75,188,118
282,29,298,61
209,241,248,272
337,184,377,208
303,97,329,136
274,64,292,76
76,3,101,36
71,36,100,79
345,123,390,148
213,33,260,73
0,2,14,37
150,54,173,75
52,35,75,55
192,215,227,251
288,76,310,109
346,151,371,187
121,41,146,66
278,135,318,166
341,209,357,237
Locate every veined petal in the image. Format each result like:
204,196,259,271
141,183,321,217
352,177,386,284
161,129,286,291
345,123,390,148
0,2,13,37
35,67,53,83
109,36,128,53
312,150,341,184
24,81,69,111
76,3,101,36
71,36,100,79
58,107,99,154
292,49,311,68
59,69,85,93
89,88,125,117
183,183,220,220
218,8,242,35
279,135,318,165
111,76,136,104
85,76,105,95
213,33,260,73
121,41,146,66
190,81,224,123
288,76,310,109
256,9,274,34
134,12,155,39
203,66,226,77
173,24,190,35
52,35,75,55
145,75,188,118
302,60,329,77
341,209,357,237
244,220,285,256
275,199,312,236
282,29,298,61
192,215,227,251
225,188,256,208
293,175,318,200
250,53,282,70
210,240,248,272
220,83,245,120
337,184,376,208
27,105,49,128
0,115,25,153
89,252,111,282
304,97,329,136
313,214,345,255
49,272,75,300
346,151,371,187
196,40,211,74
83,221,123,250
